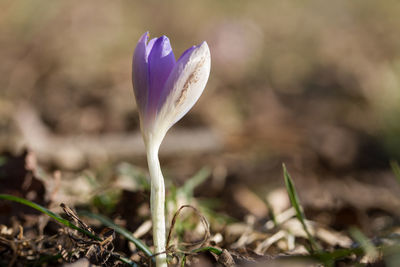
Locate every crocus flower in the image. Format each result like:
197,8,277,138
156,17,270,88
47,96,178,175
133,32,211,149
132,32,211,267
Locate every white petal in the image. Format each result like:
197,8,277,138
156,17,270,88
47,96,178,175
155,42,211,134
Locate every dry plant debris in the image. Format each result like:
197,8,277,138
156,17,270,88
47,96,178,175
1,150,400,266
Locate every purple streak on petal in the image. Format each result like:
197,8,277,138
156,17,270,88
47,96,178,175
132,32,150,116
178,45,196,61
147,36,176,116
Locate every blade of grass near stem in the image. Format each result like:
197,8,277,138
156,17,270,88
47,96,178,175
181,167,211,198
79,211,153,259
282,164,321,251
0,194,100,241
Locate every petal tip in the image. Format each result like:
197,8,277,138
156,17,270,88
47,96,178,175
157,35,171,45
152,35,173,57
138,31,150,43
198,41,210,52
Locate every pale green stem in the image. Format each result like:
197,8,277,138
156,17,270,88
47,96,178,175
146,142,167,267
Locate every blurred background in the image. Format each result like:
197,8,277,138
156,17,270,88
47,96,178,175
1,0,400,230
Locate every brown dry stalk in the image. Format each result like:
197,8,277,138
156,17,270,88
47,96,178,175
166,204,210,252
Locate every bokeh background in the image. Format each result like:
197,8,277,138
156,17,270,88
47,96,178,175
2,0,400,226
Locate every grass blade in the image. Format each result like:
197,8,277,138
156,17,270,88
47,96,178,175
0,194,142,266
280,247,364,266
390,160,400,185
79,210,154,259
191,246,222,255
180,167,211,198
349,227,378,260
0,194,100,241
118,256,139,267
282,164,321,251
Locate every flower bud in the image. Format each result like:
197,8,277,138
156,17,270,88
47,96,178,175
132,32,211,146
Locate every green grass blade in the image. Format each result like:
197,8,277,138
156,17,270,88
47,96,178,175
79,210,154,259
282,164,321,251
281,247,364,266
180,254,187,267
0,194,138,266
349,227,378,260
0,194,100,241
390,160,400,185
265,199,278,228
191,246,222,255
118,256,139,267
180,167,211,198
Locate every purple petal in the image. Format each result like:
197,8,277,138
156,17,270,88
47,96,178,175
147,36,176,115
146,38,157,55
132,32,150,116
178,45,196,61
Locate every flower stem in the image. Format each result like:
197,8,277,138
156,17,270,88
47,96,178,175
146,144,167,267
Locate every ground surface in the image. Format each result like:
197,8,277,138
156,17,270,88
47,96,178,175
2,1,400,266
